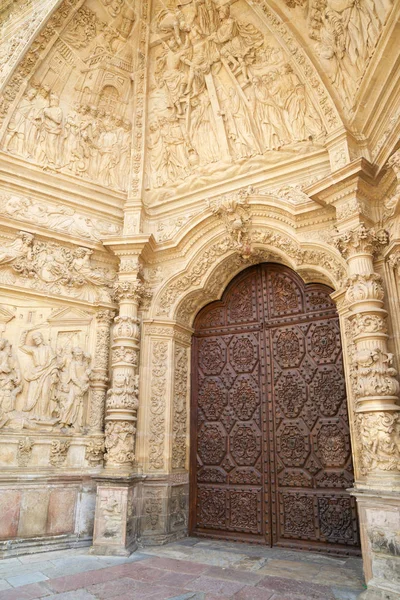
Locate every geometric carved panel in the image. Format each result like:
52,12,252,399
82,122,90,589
192,264,359,552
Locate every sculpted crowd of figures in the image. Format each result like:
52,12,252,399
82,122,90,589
0,231,115,302
146,0,325,192
0,333,92,432
284,0,394,106
3,87,132,192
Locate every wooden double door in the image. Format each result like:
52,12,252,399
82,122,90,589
190,264,360,554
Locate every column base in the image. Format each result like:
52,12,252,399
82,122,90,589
90,474,144,557
358,582,400,599
351,487,400,600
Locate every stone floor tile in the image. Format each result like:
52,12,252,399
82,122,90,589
111,586,186,600
87,576,149,599
257,575,336,599
233,586,276,599
45,566,120,593
6,572,49,588
18,549,89,564
186,575,246,597
0,583,10,592
0,582,52,599
231,557,268,572
143,557,209,575
42,591,97,600
203,566,263,585
331,586,367,599
174,539,202,548
314,568,364,588
157,571,200,588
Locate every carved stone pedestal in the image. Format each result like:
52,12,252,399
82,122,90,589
352,488,400,600
90,475,143,556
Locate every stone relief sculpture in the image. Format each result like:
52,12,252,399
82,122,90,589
0,2,136,193
0,232,116,302
0,193,122,242
145,0,326,201
284,0,394,107
0,322,94,434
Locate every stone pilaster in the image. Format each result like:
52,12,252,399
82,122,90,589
91,237,153,556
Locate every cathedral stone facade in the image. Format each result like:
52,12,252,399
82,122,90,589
0,0,399,598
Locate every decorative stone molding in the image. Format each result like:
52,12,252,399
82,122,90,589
172,346,189,471
149,340,168,471
207,187,254,257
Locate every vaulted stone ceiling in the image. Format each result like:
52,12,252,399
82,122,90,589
0,0,399,207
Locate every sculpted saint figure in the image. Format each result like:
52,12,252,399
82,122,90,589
0,231,34,267
0,338,22,414
70,247,110,287
4,88,38,156
194,0,219,35
19,331,60,421
157,39,188,116
38,93,64,169
209,5,263,81
59,347,91,430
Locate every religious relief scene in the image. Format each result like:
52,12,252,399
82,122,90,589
0,0,400,598
0,0,136,192
145,0,327,202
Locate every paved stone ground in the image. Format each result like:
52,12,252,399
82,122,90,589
0,537,366,600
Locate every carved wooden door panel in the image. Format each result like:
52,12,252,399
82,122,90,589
191,264,360,554
191,268,268,542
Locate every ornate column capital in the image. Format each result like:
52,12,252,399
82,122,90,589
113,280,152,306
335,224,389,260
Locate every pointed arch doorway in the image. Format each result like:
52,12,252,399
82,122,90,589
190,263,360,554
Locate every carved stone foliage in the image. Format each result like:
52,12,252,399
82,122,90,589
149,341,168,470
0,232,116,302
158,229,346,319
172,346,188,470
1,1,136,193
17,437,33,467
335,224,389,259
49,439,70,467
0,193,122,242
105,421,135,466
282,0,394,110
86,438,105,467
356,412,400,474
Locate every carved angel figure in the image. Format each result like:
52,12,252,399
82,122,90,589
70,248,113,288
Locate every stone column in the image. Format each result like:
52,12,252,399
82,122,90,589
336,224,400,600
90,278,146,556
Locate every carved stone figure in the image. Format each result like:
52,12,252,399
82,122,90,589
0,338,22,414
19,331,60,422
59,347,92,430
0,231,33,267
